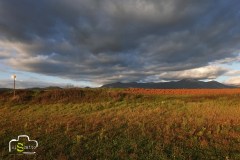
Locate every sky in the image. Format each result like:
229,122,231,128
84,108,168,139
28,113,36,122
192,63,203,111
0,0,240,88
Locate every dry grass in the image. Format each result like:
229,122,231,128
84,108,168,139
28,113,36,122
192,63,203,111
0,89,240,159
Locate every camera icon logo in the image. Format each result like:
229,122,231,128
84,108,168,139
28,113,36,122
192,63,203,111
9,135,38,155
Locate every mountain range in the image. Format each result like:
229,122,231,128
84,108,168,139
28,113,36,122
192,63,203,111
101,79,235,89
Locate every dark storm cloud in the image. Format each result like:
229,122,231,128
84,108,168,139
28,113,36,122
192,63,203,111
0,0,240,84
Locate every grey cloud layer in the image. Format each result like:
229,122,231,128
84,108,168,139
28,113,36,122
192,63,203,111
0,0,240,84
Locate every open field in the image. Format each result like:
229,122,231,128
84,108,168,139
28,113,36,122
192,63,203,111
124,88,240,95
0,88,240,159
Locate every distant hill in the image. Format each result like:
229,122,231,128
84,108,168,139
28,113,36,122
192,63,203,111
0,86,62,92
101,79,235,89
44,86,62,90
0,88,11,92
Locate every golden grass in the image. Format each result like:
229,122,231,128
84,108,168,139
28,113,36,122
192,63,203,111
0,89,240,159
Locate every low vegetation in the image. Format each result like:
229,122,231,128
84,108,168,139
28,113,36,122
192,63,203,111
0,88,240,159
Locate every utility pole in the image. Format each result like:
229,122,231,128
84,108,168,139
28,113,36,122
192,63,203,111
11,74,16,97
